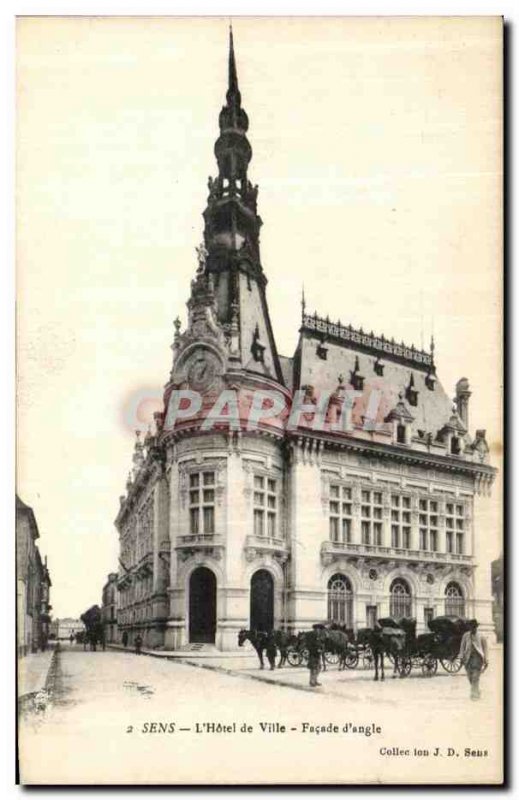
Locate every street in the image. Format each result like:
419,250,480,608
19,644,503,785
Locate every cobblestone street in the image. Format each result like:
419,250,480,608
18,643,503,785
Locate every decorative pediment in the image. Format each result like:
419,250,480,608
385,391,415,423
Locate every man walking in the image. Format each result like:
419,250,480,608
135,634,143,655
458,619,488,700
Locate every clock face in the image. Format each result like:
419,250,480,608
186,351,220,392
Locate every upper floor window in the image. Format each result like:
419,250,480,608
418,497,439,552
446,502,465,554
329,484,352,544
189,471,215,535
361,489,383,546
253,475,278,538
391,494,411,549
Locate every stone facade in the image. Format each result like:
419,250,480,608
16,496,52,656
101,573,119,643
49,618,85,640
114,31,497,651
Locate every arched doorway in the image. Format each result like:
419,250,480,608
250,570,274,632
327,573,353,627
445,581,465,617
389,578,412,619
189,567,216,643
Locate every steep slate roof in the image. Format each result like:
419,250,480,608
278,355,294,390
16,494,40,540
294,328,460,442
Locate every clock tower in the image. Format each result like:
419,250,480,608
168,28,285,398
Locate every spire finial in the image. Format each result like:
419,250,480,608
301,284,306,318
227,23,240,104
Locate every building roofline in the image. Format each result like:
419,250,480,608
300,312,435,373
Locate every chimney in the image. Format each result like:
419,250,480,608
455,377,471,429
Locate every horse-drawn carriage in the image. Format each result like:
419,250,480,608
374,615,469,677
238,615,469,679
426,616,470,674
285,623,356,669
238,623,355,670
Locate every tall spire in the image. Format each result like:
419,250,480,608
197,27,284,386
227,25,240,105
204,25,257,262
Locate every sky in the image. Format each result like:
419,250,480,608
16,16,503,618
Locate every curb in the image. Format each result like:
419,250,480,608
18,648,60,716
173,657,321,694
107,644,323,695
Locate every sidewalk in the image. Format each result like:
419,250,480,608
18,646,57,711
108,642,258,665
107,641,503,698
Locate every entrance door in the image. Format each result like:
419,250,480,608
250,570,274,632
189,567,216,643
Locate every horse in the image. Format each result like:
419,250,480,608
238,629,276,670
322,627,352,670
295,627,350,671
360,626,406,681
271,630,299,668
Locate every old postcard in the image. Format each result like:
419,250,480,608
16,16,503,785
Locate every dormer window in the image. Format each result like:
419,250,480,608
373,358,384,377
350,356,365,391
451,436,461,455
425,371,436,391
316,339,328,360
251,324,266,363
397,424,407,444
406,373,419,406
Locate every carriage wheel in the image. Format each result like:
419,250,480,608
440,657,462,674
287,649,303,667
422,656,438,677
399,657,412,677
325,650,340,665
343,652,359,669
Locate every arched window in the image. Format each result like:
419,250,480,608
445,582,465,617
327,574,353,627
389,578,412,619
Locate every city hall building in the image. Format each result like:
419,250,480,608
115,32,496,650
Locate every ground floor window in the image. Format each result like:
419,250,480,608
389,578,412,619
327,573,353,627
445,582,465,617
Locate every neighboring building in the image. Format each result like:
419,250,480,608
16,495,52,656
49,618,85,640
101,573,119,644
491,554,503,642
115,32,497,650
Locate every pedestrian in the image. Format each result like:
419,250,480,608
122,631,128,648
135,634,143,655
458,619,488,700
306,626,324,687
264,632,277,671
69,633,75,645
